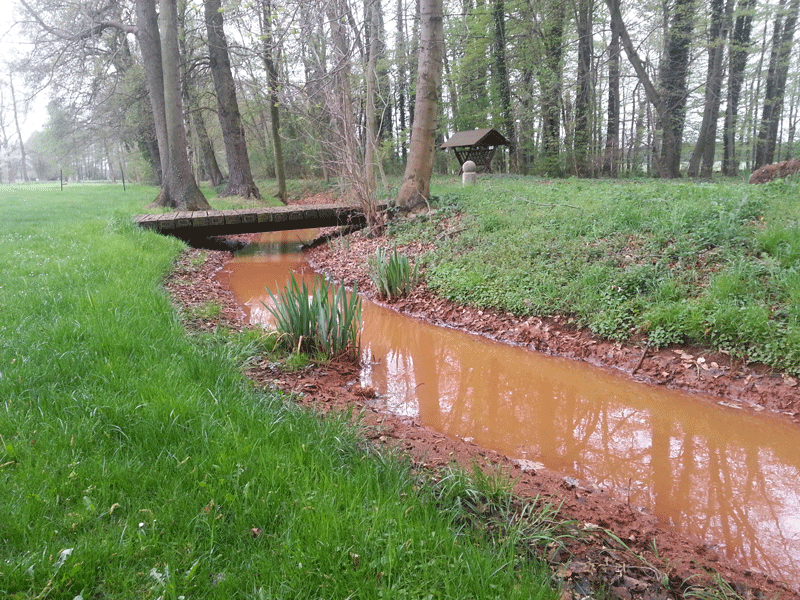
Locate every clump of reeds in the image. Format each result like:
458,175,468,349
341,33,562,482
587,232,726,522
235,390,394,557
368,247,419,301
265,273,361,359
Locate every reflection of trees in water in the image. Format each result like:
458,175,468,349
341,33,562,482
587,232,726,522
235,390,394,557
366,317,800,579
228,245,800,581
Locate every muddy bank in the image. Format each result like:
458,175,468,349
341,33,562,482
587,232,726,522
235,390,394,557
306,231,800,421
164,238,800,600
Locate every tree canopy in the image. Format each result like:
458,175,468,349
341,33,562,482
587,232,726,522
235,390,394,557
1,0,798,189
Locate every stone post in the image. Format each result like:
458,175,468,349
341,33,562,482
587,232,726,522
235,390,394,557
462,160,477,185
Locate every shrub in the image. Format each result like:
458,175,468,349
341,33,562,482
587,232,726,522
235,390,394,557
368,246,420,300
265,274,361,359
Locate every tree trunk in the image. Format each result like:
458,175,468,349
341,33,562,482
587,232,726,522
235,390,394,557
687,0,733,177
177,1,224,188
604,9,621,176
365,0,380,196
137,0,209,210
606,0,694,178
260,0,287,201
573,0,594,176
8,77,29,182
722,0,755,176
395,0,443,210
193,108,225,187
785,74,799,159
659,0,696,177
156,0,209,210
396,0,409,161
698,0,735,176
204,0,261,199
492,0,515,172
136,0,169,184
538,0,566,176
753,0,800,168
442,45,458,137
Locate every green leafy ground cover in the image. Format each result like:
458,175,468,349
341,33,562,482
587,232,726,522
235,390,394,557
390,176,800,374
0,183,557,599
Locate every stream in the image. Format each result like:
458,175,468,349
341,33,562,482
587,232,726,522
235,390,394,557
215,230,800,587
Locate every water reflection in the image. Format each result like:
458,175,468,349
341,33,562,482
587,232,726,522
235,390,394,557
216,231,800,586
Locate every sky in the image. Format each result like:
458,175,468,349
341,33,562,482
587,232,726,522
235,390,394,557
1,1,49,139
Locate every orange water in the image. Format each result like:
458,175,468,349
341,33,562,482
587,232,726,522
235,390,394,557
216,231,800,586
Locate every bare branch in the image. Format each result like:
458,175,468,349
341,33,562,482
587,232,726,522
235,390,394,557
18,0,137,42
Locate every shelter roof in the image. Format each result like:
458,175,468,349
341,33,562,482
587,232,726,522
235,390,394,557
440,128,510,149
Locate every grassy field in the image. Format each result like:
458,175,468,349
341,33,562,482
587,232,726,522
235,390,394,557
393,175,800,374
0,183,558,599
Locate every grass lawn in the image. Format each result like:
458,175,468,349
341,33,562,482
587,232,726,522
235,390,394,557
0,183,557,599
393,175,800,374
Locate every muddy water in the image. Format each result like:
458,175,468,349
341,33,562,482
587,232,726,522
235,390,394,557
216,231,800,586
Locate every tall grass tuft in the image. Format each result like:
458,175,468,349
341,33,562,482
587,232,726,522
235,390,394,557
368,246,420,300
265,273,362,358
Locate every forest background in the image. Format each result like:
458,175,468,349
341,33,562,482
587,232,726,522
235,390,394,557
0,0,798,195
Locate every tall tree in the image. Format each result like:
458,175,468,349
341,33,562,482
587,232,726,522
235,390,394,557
151,0,210,209
722,0,755,176
452,0,492,132
606,0,696,178
259,0,287,201
659,0,697,177
365,0,382,195
688,0,734,177
7,76,29,182
395,0,409,161
192,103,226,187
395,0,444,209
753,0,800,167
204,0,261,199
0,83,12,183
492,0,515,171
603,7,621,176
538,0,566,176
177,3,225,187
573,0,594,176
18,0,208,204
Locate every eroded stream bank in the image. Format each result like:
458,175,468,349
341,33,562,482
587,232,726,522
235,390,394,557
211,230,800,592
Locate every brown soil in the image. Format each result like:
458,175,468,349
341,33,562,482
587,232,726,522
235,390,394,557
163,219,800,600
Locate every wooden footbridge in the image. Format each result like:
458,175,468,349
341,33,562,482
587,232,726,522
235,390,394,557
133,203,386,238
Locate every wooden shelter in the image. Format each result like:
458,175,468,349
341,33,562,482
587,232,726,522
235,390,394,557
440,128,510,174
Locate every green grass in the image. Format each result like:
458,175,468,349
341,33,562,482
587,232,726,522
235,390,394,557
0,182,557,599
390,176,800,374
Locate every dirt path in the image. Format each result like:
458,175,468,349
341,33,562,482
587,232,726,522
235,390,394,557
164,228,800,600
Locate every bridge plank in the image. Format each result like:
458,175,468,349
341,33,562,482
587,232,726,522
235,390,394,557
237,209,257,223
132,203,388,237
221,210,242,224
192,211,211,227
